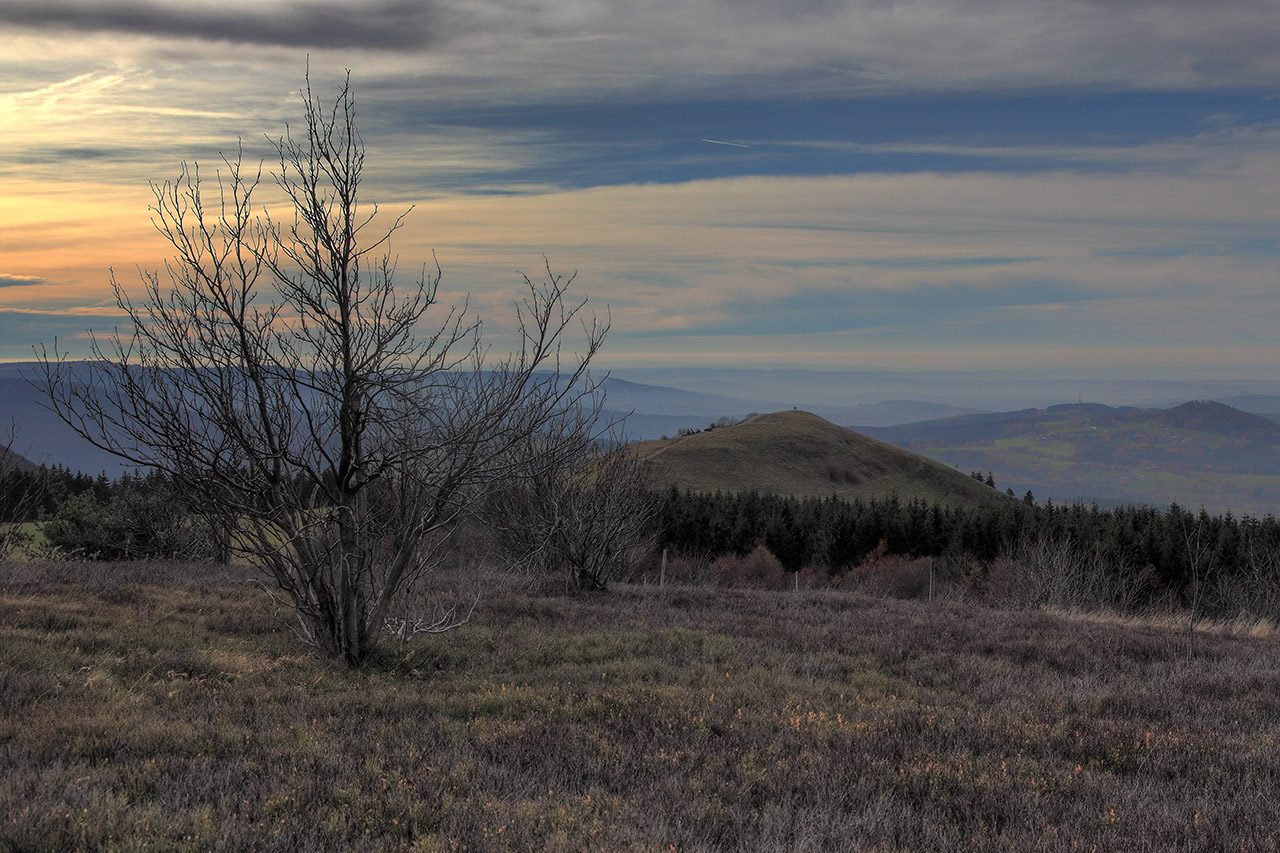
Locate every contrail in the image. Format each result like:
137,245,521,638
701,138,752,148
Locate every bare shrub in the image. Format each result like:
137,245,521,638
1212,535,1280,622
636,548,715,586
707,543,788,589
0,423,41,559
488,436,658,592
986,534,1153,612
793,566,823,590
839,540,935,599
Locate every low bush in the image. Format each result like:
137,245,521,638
40,485,217,562
837,539,938,598
707,543,789,589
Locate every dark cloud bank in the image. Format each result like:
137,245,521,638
0,0,459,50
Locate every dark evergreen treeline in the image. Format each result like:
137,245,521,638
11,461,1280,608
0,463,119,521
655,486,1280,595
3,464,330,525
1,466,221,560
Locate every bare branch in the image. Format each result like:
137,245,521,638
35,70,610,666
0,421,43,559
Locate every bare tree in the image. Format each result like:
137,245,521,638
0,423,42,559
1178,508,1220,632
1000,533,1150,613
1222,524,1280,622
488,434,658,591
37,72,607,665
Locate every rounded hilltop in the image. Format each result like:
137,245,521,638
633,410,1008,506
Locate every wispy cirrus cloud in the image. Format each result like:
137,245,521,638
374,142,1280,369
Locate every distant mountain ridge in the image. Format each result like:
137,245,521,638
4,353,1280,517
0,444,37,475
1185,395,1280,422
619,366,1280,412
0,363,986,472
860,400,1280,514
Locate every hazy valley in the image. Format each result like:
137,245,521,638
9,360,1280,517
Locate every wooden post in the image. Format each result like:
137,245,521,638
660,548,667,588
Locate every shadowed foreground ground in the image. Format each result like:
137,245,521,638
2,560,1278,851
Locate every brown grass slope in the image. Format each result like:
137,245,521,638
636,409,1008,505
3,560,1279,851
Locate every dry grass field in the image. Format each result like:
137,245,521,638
2,559,1279,851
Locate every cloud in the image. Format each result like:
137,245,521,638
363,148,1280,369
3,1,1280,369
0,1,462,51
4,0,1280,95
0,307,128,357
0,275,45,288
10,158,1280,366
8,145,156,166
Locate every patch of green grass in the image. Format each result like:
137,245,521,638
3,559,1280,850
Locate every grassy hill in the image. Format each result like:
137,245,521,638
634,410,1008,506
862,400,1280,514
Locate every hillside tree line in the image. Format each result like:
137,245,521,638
655,487,1280,617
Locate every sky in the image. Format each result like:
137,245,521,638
2,0,1280,376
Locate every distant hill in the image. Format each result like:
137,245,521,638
0,362,985,467
0,371,126,474
634,410,1009,506
598,379,979,439
0,444,38,475
1161,400,1280,439
1206,395,1280,423
862,401,1280,515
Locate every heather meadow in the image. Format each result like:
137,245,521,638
3,559,1279,851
